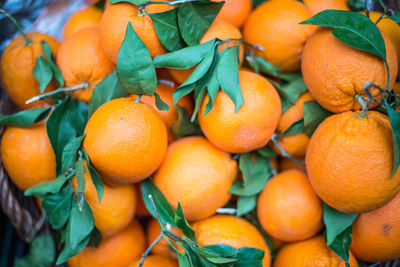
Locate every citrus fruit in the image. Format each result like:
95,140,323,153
1,121,56,190
56,27,115,103
306,111,400,213
68,220,146,267
258,169,323,242
83,97,168,185
128,255,178,267
0,32,59,109
214,0,252,28
193,214,271,267
63,6,103,40
243,0,316,71
153,136,237,221
302,27,398,113
278,157,306,173
304,0,349,15
134,183,150,217
146,219,182,257
273,235,359,267
199,70,281,153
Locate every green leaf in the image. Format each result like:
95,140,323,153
385,104,400,176
0,107,51,128
61,135,84,172
82,149,104,202
170,106,202,139
328,226,353,267
154,39,216,69
150,7,185,51
276,78,308,107
87,227,102,247
14,234,55,267
203,69,219,116
88,71,128,117
236,195,257,217
41,40,64,87
154,92,170,111
256,147,277,158
33,56,53,94
389,13,400,23
42,182,73,229
178,1,223,46
25,172,72,197
300,10,386,60
109,0,147,5
303,101,333,137
116,22,157,96
247,56,282,77
68,200,95,249
74,158,86,194
323,203,358,246
279,119,304,137
216,46,243,112
56,233,90,265
174,203,196,241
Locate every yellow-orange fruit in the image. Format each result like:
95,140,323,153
134,183,150,217
146,219,182,257
214,0,252,28
304,0,349,15
128,255,178,267
63,6,103,40
278,157,307,173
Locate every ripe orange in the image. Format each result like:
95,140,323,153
56,27,115,103
351,191,400,262
258,170,323,242
83,97,168,185
72,163,136,237
128,255,178,267
273,235,359,267
306,111,400,213
278,157,306,173
302,27,398,113
193,215,271,267
99,2,172,64
134,183,150,217
132,83,194,142
304,0,349,15
243,0,316,71
1,121,56,190
214,0,252,28
153,136,237,221
0,32,59,109
68,220,146,267
199,70,281,153
63,6,103,40
146,218,182,257
272,92,314,157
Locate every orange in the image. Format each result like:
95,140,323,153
153,136,237,221
278,157,307,173
132,83,194,142
169,67,194,85
199,70,281,153
304,0,349,15
128,255,178,267
63,6,103,40
68,220,146,267
214,0,252,28
83,97,168,185
146,219,182,257
306,111,400,213
302,27,398,113
258,170,323,242
273,235,359,267
0,32,59,109
99,2,172,64
56,27,115,103
134,183,150,217
1,121,56,190
72,163,136,237
351,191,400,262
243,0,316,71
193,215,271,267
272,92,314,157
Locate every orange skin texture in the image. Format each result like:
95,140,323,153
129,255,178,267
193,215,271,267
132,83,194,142
273,92,314,157
351,191,400,262
146,219,183,257
273,235,359,267
1,122,56,191
278,157,307,173
302,27,398,113
63,6,103,40
258,170,323,242
153,136,237,221
0,32,59,109
134,183,150,217
68,220,146,267
83,98,168,184
199,70,281,153
214,0,252,28
306,111,400,213
56,27,115,103
99,2,171,64
304,0,349,15
72,165,136,237
243,0,316,72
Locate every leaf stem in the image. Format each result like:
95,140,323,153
138,234,163,267
147,0,200,5
222,38,264,52
384,60,390,90
0,8,32,46
135,95,142,103
355,95,370,118
157,79,175,87
216,208,237,215
25,82,89,104
271,134,305,167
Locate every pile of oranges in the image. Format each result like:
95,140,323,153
1,0,400,266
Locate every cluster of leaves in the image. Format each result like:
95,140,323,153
14,234,55,267
141,178,265,267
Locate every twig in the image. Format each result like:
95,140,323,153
148,0,200,5
0,8,31,45
138,234,163,267
25,83,89,104
222,38,264,52
216,208,237,215
271,134,305,167
157,79,175,87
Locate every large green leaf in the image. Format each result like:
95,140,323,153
41,40,64,87
42,182,73,229
0,107,51,128
328,226,353,267
68,200,95,249
323,203,358,245
25,172,72,197
82,149,104,202
174,203,195,241
61,135,84,172
33,56,53,94
236,195,257,217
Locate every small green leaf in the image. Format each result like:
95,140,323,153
276,78,308,107
170,106,202,139
109,0,147,5
247,56,282,77
256,147,277,158
74,158,86,194
389,12,400,23
82,149,104,202
178,1,223,46
303,101,333,137
41,40,64,87
0,107,51,128
385,104,400,176
56,234,90,265
61,136,84,172
279,119,304,137
328,226,353,267
14,234,55,267
33,56,53,94
116,22,157,96
204,70,219,116
150,7,186,51
68,199,95,249
42,182,73,229
154,92,170,111
25,172,72,197
236,195,257,217
174,203,196,241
